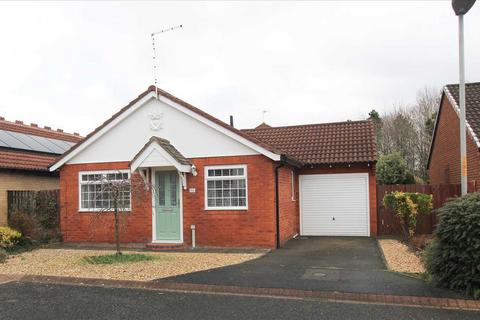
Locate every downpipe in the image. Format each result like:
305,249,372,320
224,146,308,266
274,163,284,249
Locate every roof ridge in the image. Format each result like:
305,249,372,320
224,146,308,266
0,116,82,142
445,81,480,87
242,119,372,131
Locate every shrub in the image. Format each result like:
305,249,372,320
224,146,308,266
34,191,59,230
9,212,43,241
424,193,480,299
377,153,412,185
0,226,22,249
383,191,433,240
0,248,8,263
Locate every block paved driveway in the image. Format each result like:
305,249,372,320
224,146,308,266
159,237,463,298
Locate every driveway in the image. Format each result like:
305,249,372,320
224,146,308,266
159,237,463,298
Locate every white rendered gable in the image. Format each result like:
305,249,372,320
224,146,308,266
66,96,261,165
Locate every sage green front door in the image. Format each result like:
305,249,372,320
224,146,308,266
155,171,181,241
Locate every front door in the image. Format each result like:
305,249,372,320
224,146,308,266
155,171,181,241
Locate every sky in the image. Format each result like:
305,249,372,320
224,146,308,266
0,1,479,136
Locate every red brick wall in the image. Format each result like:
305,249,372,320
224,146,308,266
59,162,152,244
429,96,480,184
60,155,279,248
277,166,299,245
59,156,375,248
298,164,378,236
183,155,277,248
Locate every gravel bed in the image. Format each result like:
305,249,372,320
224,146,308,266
378,239,426,274
0,248,264,281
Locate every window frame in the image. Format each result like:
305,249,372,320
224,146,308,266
204,164,248,211
78,170,132,212
291,170,296,201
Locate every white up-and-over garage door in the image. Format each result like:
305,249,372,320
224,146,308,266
299,173,370,236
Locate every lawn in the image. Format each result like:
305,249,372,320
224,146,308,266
0,248,264,281
82,253,161,265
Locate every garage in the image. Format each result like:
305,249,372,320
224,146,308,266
299,173,370,236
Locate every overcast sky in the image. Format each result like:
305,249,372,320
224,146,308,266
0,1,479,135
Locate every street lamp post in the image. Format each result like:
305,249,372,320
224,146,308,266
452,0,476,195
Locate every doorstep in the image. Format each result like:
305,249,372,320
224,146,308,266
145,243,187,251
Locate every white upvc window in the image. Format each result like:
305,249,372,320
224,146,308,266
78,170,131,212
204,165,248,210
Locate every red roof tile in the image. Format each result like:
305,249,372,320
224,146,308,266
242,120,377,165
0,118,82,143
0,149,58,172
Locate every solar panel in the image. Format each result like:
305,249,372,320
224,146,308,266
0,130,30,150
6,130,53,153
49,138,73,150
0,129,76,154
46,137,72,151
0,135,9,148
28,134,65,154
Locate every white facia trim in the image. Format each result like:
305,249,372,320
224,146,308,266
51,91,281,171
50,93,155,171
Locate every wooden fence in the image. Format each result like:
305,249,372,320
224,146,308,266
7,190,60,226
377,182,480,235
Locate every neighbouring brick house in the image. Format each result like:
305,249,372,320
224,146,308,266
428,82,480,184
0,118,82,226
50,86,377,249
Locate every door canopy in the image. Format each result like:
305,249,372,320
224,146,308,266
130,136,192,173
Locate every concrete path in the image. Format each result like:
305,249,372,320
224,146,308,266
160,237,463,298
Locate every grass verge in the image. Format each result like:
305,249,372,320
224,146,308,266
83,253,158,265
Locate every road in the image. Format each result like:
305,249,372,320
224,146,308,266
0,282,478,320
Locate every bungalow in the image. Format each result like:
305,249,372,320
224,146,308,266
0,117,82,226
428,82,480,184
50,86,377,249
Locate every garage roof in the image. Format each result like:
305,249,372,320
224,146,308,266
242,120,377,165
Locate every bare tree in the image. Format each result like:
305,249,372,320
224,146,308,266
379,105,417,173
83,171,150,255
412,87,440,181
374,87,440,182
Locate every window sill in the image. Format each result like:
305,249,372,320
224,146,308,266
78,210,132,213
203,208,248,215
205,207,248,211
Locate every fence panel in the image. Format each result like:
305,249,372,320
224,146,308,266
7,190,60,227
376,183,473,236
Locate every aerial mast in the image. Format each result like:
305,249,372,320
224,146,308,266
151,24,183,99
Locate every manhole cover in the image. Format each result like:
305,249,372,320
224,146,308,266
313,272,326,277
301,268,340,281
